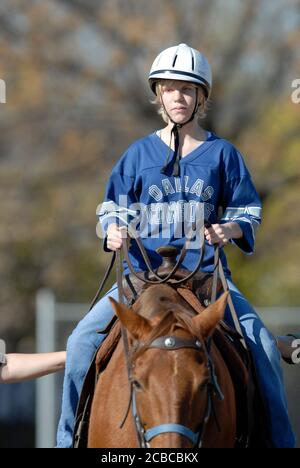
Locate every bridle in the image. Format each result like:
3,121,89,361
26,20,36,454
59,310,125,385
122,333,224,448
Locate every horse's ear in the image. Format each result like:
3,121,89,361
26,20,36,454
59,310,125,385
109,297,152,339
192,291,229,339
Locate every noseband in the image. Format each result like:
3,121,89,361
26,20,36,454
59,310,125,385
125,334,224,448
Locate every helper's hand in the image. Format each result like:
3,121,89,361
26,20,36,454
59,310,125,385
204,222,243,247
106,224,125,251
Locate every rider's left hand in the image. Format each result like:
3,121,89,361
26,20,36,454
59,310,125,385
204,222,243,247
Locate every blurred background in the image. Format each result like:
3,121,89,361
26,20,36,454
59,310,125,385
0,0,299,448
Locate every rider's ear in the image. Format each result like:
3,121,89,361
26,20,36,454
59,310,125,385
109,297,152,340
192,291,229,339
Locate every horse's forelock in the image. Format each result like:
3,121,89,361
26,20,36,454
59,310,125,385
130,301,200,364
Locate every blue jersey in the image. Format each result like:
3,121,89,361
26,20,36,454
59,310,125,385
97,131,262,277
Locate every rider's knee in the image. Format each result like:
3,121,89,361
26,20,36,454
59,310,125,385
65,329,91,369
66,323,105,374
66,329,80,355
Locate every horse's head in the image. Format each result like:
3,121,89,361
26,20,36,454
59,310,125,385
109,286,229,448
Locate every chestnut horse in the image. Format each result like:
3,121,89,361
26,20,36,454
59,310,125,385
88,285,236,448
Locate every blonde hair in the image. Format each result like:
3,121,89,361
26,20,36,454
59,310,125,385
150,80,210,123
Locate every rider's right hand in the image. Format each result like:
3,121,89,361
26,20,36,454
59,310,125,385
106,224,124,251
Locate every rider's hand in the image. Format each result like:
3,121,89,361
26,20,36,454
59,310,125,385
204,222,243,247
106,224,124,251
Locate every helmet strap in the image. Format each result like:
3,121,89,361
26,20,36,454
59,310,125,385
160,88,199,177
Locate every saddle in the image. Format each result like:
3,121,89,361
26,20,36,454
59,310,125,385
122,245,223,307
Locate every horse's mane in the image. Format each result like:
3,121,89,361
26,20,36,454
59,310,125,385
130,290,202,364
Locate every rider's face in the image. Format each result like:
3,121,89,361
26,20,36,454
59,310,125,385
160,80,198,124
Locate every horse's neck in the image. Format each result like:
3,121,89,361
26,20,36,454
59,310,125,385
101,339,128,386
89,339,138,447
202,342,237,447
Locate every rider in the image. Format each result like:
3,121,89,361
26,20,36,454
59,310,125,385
56,44,295,448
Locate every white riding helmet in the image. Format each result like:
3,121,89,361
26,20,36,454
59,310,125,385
149,43,212,98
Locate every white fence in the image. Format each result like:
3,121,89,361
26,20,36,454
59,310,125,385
35,289,88,448
35,288,300,448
